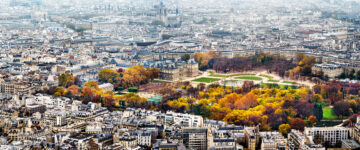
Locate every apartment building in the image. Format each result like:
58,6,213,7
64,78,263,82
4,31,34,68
182,127,212,150
305,127,350,145
164,111,203,127
244,126,260,150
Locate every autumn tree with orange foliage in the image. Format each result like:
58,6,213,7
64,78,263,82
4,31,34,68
102,91,115,107
67,85,81,97
81,81,102,104
219,93,241,109
234,93,258,110
307,115,317,126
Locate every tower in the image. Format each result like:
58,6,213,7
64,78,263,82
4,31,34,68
156,1,168,25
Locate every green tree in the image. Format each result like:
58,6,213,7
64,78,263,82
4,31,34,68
313,103,323,121
181,53,191,62
349,69,355,79
356,70,360,80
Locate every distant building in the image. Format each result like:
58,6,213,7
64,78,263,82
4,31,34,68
182,127,213,150
158,60,198,81
260,132,287,150
114,132,137,149
164,111,203,127
287,130,306,150
210,138,237,150
152,139,186,150
351,116,360,144
244,126,260,150
0,82,33,96
155,2,181,28
304,127,350,146
312,63,342,78
341,140,360,149
288,129,325,150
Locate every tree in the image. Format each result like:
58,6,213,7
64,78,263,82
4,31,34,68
279,124,291,136
146,68,160,80
67,85,81,97
54,86,65,96
333,101,350,117
349,69,356,79
128,87,138,93
307,115,317,126
241,81,255,93
219,93,241,109
310,94,322,103
168,98,192,113
84,81,99,90
81,86,93,98
102,91,115,107
313,84,322,94
295,53,306,63
121,92,147,108
58,73,75,87
356,70,360,80
98,68,120,83
313,103,323,121
234,93,258,110
290,118,305,131
349,99,358,113
122,65,148,87
194,51,218,70
181,53,191,62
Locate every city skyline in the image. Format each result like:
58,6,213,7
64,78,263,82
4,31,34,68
1,0,360,149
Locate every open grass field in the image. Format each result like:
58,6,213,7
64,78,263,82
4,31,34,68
322,107,338,120
210,74,229,78
260,83,298,89
268,80,280,82
233,73,256,76
192,77,220,83
210,73,256,78
236,76,263,81
260,74,273,80
283,81,294,84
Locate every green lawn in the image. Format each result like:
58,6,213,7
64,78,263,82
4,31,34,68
236,76,262,81
210,74,229,78
232,73,256,76
323,107,338,120
260,74,273,80
260,83,298,89
192,77,220,83
210,73,256,78
283,81,294,84
268,80,280,83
